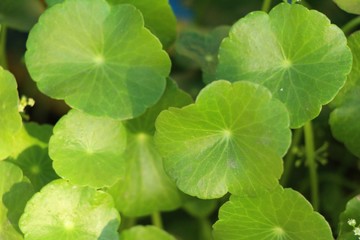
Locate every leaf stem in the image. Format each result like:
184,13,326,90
199,218,213,240
151,212,163,229
261,0,273,12
342,16,360,35
0,25,8,69
304,121,319,211
280,128,303,186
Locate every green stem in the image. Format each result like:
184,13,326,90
304,121,319,211
151,212,163,229
199,218,213,240
280,128,303,186
261,0,273,12
0,25,8,69
342,16,360,35
118,216,136,231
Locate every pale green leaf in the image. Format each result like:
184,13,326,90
213,187,333,240
216,3,352,128
155,80,291,199
26,0,170,119
108,79,192,216
119,226,176,240
49,109,126,188
19,179,120,240
0,67,22,160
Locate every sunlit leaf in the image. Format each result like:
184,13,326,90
0,67,22,160
213,187,333,240
19,179,120,240
26,0,170,120
108,79,192,216
216,3,352,128
49,109,126,188
155,80,291,199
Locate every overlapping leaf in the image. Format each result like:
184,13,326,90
175,26,230,83
334,0,360,14
6,123,58,191
107,0,177,48
330,32,360,158
155,80,291,199
19,179,120,240
108,79,192,216
337,195,360,240
0,161,34,239
0,67,22,160
49,109,126,188
119,226,176,240
213,187,333,240
216,3,352,128
26,0,170,119
0,0,44,31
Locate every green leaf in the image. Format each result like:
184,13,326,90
26,0,170,120
6,123,58,191
213,187,333,240
183,197,218,218
175,26,230,83
0,0,44,31
19,179,120,240
119,226,176,240
330,32,360,158
49,109,126,188
337,195,360,240
107,0,177,48
0,67,22,160
108,80,192,216
45,0,63,7
216,3,352,128
0,161,34,239
334,0,360,14
155,80,291,199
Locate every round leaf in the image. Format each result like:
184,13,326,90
0,161,33,239
0,67,22,160
213,187,333,240
120,226,176,240
155,80,291,199
330,32,360,158
107,0,177,48
26,0,170,120
19,179,120,240
49,109,127,188
108,79,191,216
7,123,58,191
338,195,360,240
334,0,360,14
0,0,44,31
216,3,352,128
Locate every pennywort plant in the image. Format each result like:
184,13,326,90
1,0,360,239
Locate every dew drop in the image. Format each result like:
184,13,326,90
280,88,284,92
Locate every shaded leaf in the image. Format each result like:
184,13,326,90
338,195,360,240
334,0,360,14
119,226,176,240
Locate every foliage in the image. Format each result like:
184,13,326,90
1,0,360,239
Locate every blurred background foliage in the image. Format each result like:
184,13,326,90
1,0,360,239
